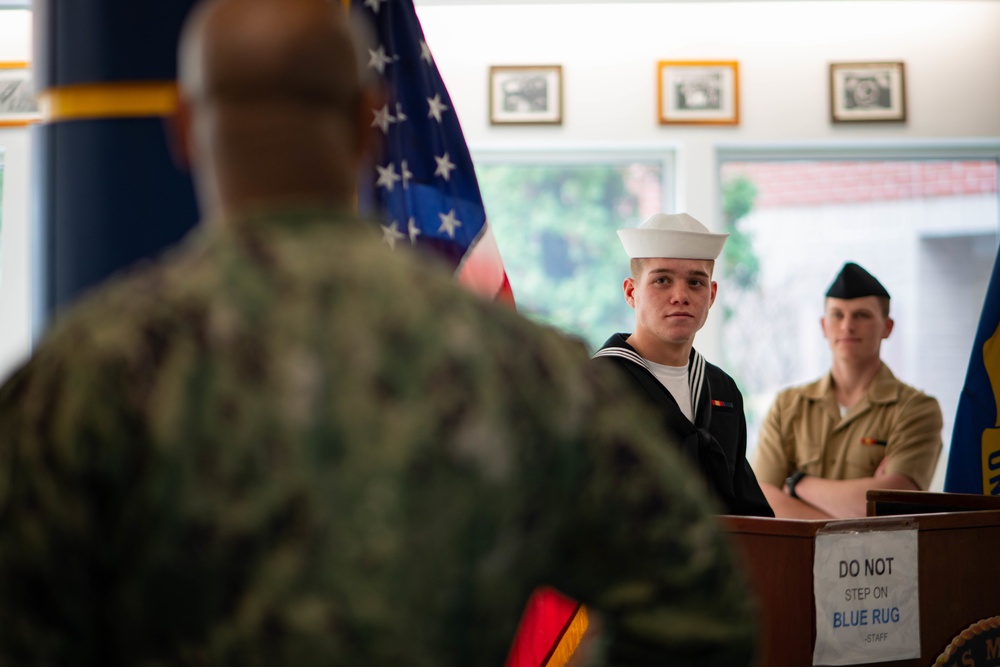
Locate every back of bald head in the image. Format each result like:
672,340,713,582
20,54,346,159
180,0,360,111
177,0,374,216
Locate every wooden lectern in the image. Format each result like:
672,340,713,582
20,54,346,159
722,492,1000,667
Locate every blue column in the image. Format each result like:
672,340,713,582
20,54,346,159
33,0,200,326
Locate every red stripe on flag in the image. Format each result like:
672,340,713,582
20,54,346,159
496,272,515,309
505,588,580,667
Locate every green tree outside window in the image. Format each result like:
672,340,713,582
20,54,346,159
476,162,663,352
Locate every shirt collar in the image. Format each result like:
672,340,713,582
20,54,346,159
867,362,900,404
801,362,898,404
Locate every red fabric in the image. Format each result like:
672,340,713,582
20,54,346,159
496,272,515,310
456,224,515,307
505,588,579,667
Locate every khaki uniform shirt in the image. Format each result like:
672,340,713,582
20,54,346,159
752,363,943,489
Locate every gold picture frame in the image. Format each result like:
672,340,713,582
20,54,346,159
657,60,739,125
0,61,39,127
489,65,563,126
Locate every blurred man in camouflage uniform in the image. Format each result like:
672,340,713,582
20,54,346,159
0,0,757,665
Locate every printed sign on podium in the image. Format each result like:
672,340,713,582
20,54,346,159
813,525,920,665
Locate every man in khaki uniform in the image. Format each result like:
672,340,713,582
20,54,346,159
752,262,943,519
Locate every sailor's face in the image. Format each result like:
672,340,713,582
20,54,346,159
625,258,717,348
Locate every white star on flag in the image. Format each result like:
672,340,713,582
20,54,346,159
407,217,421,244
438,209,462,238
376,162,402,191
371,104,396,134
364,0,385,14
427,94,448,122
434,153,456,181
419,40,433,64
368,46,393,75
395,102,408,123
381,220,406,249
400,160,414,189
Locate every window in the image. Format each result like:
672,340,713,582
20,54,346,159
475,155,670,352
718,157,999,488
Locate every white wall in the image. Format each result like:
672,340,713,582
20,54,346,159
417,1,1000,149
0,8,33,383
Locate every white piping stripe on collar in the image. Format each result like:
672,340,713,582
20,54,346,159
689,350,706,417
593,346,708,416
592,347,651,370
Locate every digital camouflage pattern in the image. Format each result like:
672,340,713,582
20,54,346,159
0,209,756,667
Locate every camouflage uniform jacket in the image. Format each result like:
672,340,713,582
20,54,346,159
0,208,756,667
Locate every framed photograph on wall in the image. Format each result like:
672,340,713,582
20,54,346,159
489,65,562,125
0,62,39,126
657,60,739,125
830,62,906,123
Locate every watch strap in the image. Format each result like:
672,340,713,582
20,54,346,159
786,470,807,499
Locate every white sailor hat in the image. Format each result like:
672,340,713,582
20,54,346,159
617,213,729,260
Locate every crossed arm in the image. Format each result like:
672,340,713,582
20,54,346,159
759,457,919,519
753,386,942,520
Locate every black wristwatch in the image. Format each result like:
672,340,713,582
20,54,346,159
785,470,807,499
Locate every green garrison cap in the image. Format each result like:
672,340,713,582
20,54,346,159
825,262,890,300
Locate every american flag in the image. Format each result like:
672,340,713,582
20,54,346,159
351,0,513,305
347,6,587,665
